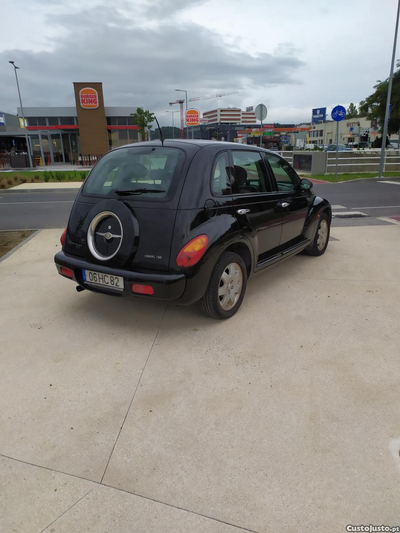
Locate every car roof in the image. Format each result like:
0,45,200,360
114,139,280,156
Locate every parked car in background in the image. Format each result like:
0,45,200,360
348,142,369,149
55,140,332,319
325,144,352,152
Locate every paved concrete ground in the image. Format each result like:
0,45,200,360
1,227,400,532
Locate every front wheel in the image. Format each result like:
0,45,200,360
200,251,247,319
305,213,330,256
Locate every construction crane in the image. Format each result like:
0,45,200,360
169,92,239,138
189,91,239,102
168,99,185,138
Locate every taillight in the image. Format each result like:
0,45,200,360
60,267,73,278
60,228,67,246
176,235,209,267
131,284,154,295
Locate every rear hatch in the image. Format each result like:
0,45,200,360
64,144,190,272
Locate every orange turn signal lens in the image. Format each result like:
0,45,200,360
176,235,209,267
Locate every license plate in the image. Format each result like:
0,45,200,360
82,270,124,291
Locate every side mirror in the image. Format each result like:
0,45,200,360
300,178,313,191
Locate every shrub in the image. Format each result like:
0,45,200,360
34,174,40,180
56,172,65,182
7,179,12,185
0,184,5,189
30,178,35,183
80,172,87,180
13,176,19,182
21,178,27,183
43,172,50,183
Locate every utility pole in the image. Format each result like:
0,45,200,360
166,111,177,138
378,0,400,178
176,89,188,139
9,61,33,168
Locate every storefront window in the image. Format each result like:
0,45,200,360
48,117,59,126
59,117,75,125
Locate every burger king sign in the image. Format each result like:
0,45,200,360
79,87,99,109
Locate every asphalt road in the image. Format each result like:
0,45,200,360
0,177,400,230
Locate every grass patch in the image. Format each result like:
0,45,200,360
299,172,400,183
0,170,89,189
0,231,35,259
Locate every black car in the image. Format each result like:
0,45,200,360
55,140,331,319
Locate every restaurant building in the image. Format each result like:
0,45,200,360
1,82,139,166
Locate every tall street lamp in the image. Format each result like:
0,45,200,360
9,61,33,168
176,89,188,139
378,0,400,178
166,110,177,138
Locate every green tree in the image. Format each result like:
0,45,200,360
346,102,358,118
359,63,400,135
130,108,155,141
151,126,182,140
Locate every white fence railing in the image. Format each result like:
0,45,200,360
277,150,400,174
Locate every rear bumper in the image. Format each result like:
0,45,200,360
54,251,186,301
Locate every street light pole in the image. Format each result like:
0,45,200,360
9,61,33,168
176,89,188,139
166,111,177,138
378,0,400,178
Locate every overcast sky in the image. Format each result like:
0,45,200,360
1,0,398,125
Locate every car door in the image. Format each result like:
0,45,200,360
263,153,311,247
230,149,282,264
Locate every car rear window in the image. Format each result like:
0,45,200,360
83,146,185,199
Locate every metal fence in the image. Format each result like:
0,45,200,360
77,154,103,166
326,150,400,173
277,150,400,175
0,154,11,169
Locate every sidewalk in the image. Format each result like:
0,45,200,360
1,226,400,532
9,182,83,191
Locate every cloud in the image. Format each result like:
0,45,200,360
1,1,304,123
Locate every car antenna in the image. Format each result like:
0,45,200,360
154,116,164,146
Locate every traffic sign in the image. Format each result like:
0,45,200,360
281,135,289,143
185,108,200,126
349,126,354,132
255,104,268,121
331,105,346,122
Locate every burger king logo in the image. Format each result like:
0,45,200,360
79,88,99,109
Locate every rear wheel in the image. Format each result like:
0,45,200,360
200,252,247,319
305,213,330,256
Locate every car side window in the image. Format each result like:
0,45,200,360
265,154,300,192
211,151,231,196
231,151,270,194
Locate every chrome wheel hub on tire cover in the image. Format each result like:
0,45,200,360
87,211,123,261
218,262,243,311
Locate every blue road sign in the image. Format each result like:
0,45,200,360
349,126,354,132
312,107,326,124
281,135,289,143
331,105,346,122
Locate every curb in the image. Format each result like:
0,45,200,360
0,230,41,264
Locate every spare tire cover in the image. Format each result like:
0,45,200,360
83,199,138,268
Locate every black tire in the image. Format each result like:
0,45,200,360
304,213,330,256
200,251,247,319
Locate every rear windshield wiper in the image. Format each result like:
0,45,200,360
114,188,166,196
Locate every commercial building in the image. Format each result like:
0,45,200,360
308,116,377,146
1,82,139,166
202,108,256,125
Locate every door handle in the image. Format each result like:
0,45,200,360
237,209,250,215
280,202,290,208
